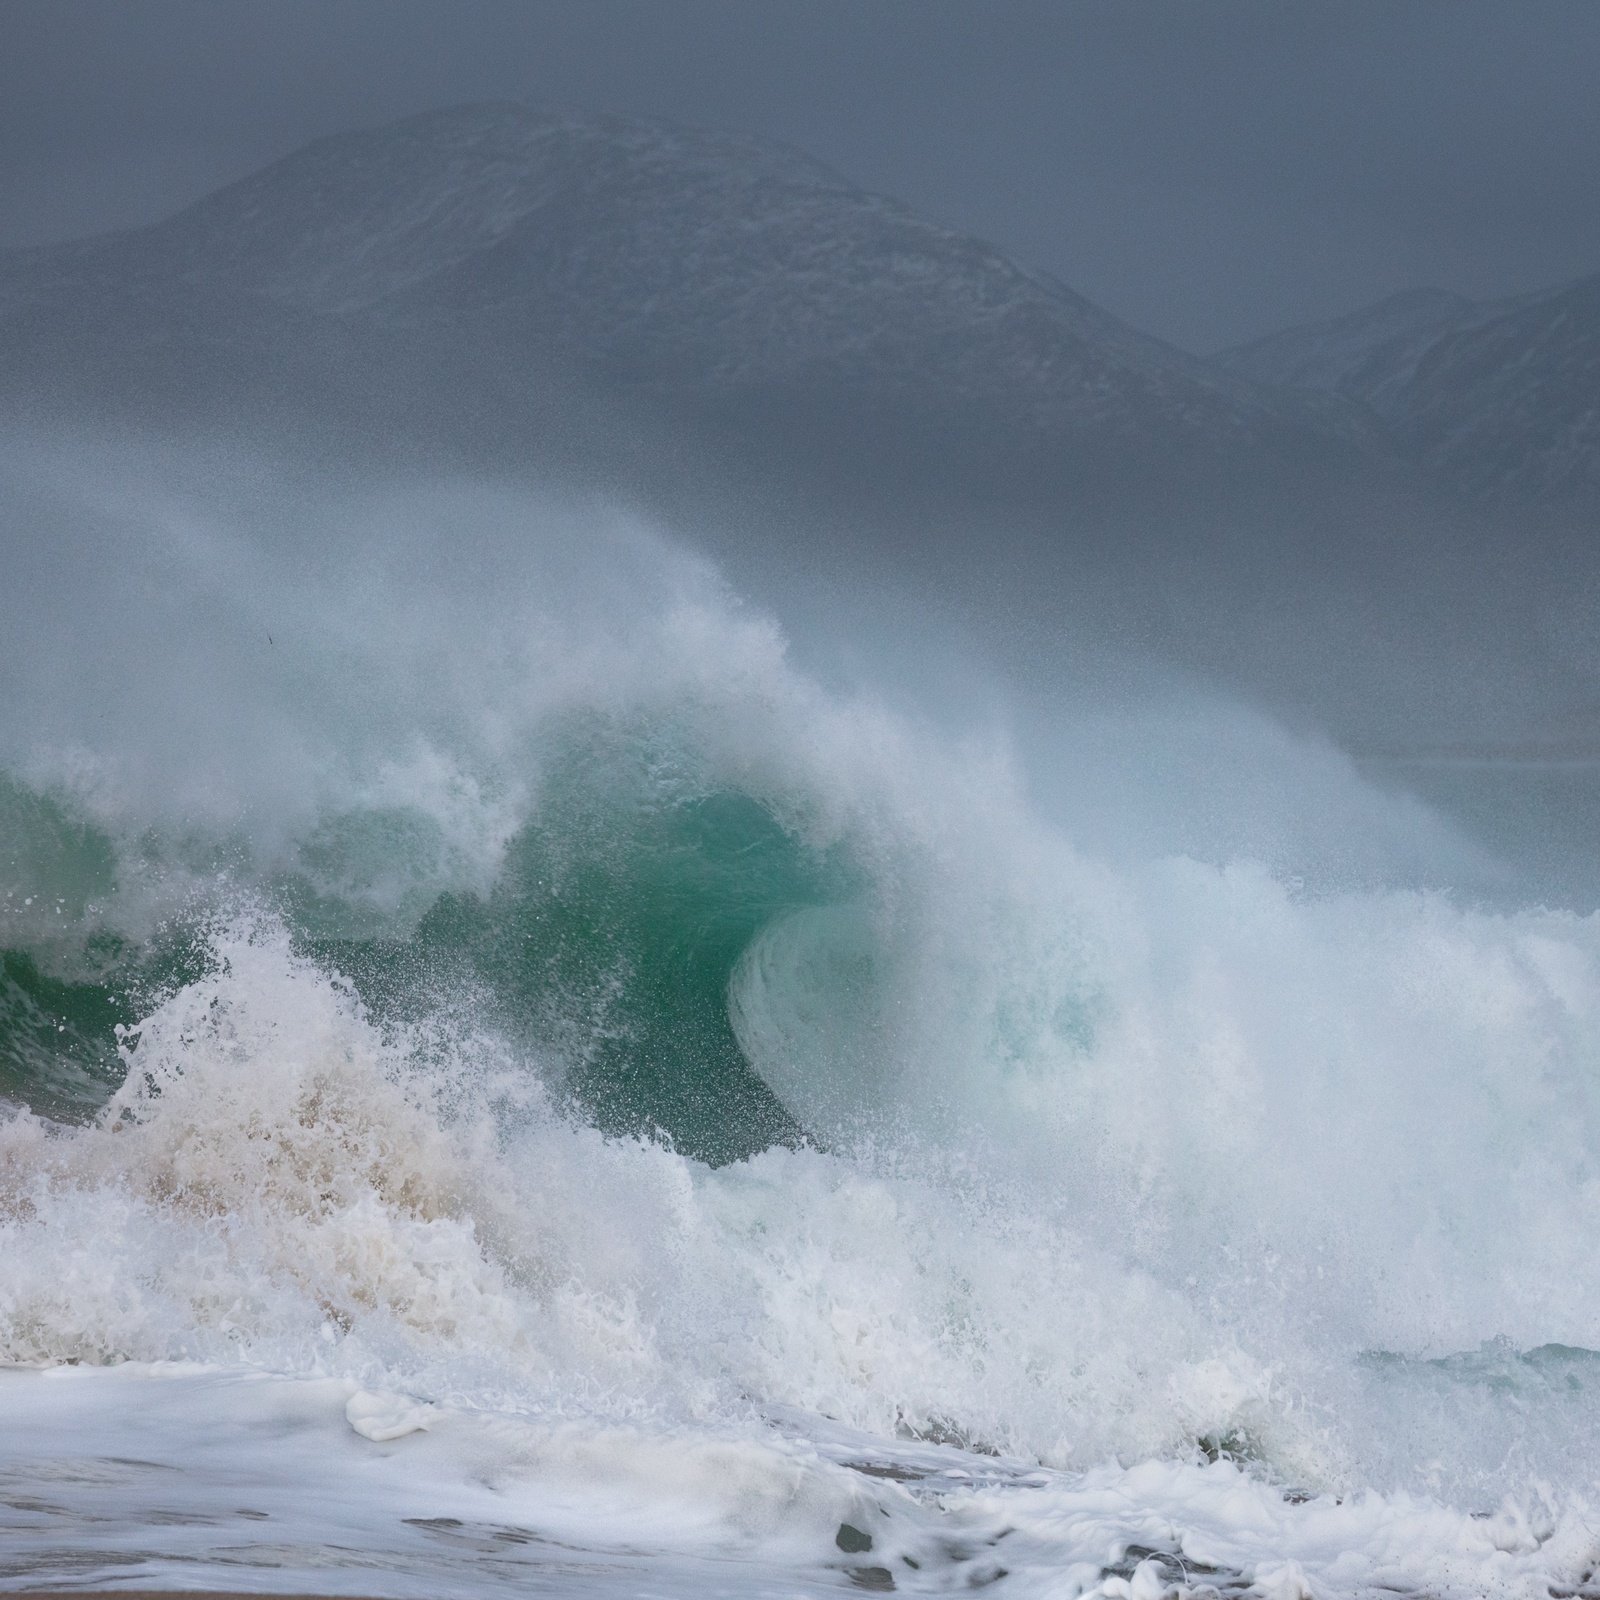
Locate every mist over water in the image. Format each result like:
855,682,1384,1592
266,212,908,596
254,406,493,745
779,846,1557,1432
4,427,1600,1596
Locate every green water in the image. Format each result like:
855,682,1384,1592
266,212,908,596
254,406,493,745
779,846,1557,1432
0,743,859,1163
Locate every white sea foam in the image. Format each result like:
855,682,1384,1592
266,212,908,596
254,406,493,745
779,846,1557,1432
4,438,1600,1590
1,1362,1594,1598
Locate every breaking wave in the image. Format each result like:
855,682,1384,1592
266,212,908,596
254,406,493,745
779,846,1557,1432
3,437,1600,1595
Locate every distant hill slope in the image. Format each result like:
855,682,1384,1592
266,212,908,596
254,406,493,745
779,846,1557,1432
4,102,1597,757
1213,289,1476,408
1216,278,1600,500
0,101,1378,500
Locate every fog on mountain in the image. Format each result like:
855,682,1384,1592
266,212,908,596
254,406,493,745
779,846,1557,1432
3,100,1598,818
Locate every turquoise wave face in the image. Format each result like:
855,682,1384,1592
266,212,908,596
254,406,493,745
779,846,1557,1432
320,750,862,1163
1,738,862,1164
0,947,131,1115
1,773,131,1115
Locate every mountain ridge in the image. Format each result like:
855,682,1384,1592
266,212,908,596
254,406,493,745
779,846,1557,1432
0,100,1383,497
1216,275,1600,500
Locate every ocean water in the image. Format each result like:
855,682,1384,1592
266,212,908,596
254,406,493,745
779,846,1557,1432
4,438,1600,1597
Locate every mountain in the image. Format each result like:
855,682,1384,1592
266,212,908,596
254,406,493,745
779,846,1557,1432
1,101,1592,756
1212,289,1475,407
1216,279,1600,501
0,101,1378,503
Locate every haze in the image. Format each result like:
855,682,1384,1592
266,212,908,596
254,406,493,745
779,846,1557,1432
5,0,1600,350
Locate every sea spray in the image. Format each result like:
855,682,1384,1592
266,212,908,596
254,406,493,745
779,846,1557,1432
4,438,1600,1590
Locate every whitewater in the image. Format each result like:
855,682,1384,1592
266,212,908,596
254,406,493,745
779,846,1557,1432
3,435,1600,1598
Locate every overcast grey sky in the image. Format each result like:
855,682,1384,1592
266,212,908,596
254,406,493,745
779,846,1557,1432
3,0,1599,352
